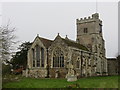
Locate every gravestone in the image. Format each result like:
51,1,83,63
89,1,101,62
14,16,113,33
55,70,59,78
25,69,28,77
66,60,77,82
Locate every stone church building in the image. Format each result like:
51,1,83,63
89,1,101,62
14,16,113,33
26,13,108,78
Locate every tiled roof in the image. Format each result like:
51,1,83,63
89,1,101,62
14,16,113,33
62,38,89,51
38,35,88,51
39,37,53,48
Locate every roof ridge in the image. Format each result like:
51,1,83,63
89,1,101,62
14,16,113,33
65,38,77,43
39,36,53,42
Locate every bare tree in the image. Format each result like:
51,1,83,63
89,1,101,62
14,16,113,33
0,22,17,64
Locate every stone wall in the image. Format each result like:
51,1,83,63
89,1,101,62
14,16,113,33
49,68,67,78
107,58,118,75
70,47,98,77
48,35,69,78
29,68,47,78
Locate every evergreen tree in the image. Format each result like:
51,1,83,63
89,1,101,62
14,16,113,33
10,42,32,69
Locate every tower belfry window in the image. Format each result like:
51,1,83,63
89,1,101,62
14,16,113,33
76,57,81,68
84,28,88,33
99,24,102,33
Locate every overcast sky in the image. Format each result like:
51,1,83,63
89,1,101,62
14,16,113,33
2,2,118,58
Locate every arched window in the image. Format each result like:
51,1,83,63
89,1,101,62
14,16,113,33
32,45,44,68
99,24,102,33
76,57,80,68
35,45,40,67
32,49,35,67
53,47,64,67
41,47,44,67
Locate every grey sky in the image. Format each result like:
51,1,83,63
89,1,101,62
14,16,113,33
2,2,118,58
119,1,120,55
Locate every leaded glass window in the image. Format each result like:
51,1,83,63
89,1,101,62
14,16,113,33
36,45,40,67
53,47,64,67
32,49,35,67
41,47,44,67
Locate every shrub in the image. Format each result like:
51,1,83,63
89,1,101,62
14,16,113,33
2,63,11,76
66,83,80,88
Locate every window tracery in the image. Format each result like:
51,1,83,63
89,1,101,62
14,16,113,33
53,47,64,67
32,45,44,67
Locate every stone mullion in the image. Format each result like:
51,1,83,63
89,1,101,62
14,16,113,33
54,57,56,67
59,56,61,67
56,57,58,67
58,56,60,67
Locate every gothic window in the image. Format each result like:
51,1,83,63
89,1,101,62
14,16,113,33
32,49,35,67
76,57,80,68
84,28,88,33
99,24,102,33
35,45,40,67
53,47,64,67
41,47,44,67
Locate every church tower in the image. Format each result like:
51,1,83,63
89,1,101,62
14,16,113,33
76,13,105,57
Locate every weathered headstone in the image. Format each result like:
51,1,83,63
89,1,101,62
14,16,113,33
66,60,77,82
26,69,28,77
67,75,77,82
55,70,59,78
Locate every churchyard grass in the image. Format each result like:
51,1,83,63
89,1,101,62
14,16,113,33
2,75,118,88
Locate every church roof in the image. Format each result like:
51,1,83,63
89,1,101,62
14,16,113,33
37,35,88,51
62,38,89,51
38,37,53,48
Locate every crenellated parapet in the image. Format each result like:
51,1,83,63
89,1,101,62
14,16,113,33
76,13,102,24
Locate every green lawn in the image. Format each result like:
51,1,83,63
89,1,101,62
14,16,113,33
2,75,119,88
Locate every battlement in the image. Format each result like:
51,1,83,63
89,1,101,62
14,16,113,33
76,13,102,24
